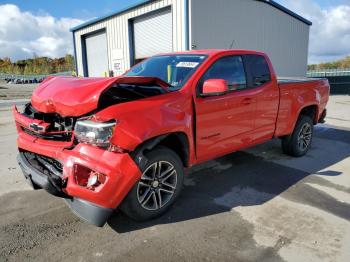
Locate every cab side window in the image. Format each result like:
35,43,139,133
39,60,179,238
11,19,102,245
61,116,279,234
244,55,271,87
199,56,247,93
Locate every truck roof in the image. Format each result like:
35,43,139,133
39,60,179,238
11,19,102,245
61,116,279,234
157,49,266,57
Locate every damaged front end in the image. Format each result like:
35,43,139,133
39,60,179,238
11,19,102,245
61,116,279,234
13,76,177,226
18,150,65,196
17,149,116,226
14,105,142,226
20,103,76,143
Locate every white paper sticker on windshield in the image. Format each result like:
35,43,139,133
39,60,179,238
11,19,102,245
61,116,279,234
176,62,199,68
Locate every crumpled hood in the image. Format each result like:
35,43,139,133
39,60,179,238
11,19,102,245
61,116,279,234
31,76,117,117
31,76,169,117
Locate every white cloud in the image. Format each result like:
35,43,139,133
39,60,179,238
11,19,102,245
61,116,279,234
1,2,349,64
0,4,83,61
278,0,350,64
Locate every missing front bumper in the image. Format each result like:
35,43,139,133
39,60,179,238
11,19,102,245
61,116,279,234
17,152,113,227
17,152,64,196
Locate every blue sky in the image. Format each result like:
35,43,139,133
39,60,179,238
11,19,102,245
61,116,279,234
0,0,345,19
0,0,350,64
0,0,140,19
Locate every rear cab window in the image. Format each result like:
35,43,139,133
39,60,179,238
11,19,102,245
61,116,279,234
243,55,271,87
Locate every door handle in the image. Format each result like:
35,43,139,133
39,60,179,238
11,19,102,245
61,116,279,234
241,98,253,105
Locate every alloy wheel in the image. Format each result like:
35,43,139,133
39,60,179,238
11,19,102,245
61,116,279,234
297,122,312,151
137,161,177,211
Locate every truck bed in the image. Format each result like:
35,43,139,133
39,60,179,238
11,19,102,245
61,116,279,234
277,77,325,85
274,76,330,137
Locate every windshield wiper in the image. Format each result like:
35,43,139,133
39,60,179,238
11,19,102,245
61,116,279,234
115,76,172,93
116,85,148,98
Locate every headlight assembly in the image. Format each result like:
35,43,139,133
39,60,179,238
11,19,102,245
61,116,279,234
74,120,116,148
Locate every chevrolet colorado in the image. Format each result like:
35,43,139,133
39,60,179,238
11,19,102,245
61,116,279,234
14,50,329,227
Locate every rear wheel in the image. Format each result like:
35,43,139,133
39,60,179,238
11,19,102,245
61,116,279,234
120,147,184,221
282,115,314,157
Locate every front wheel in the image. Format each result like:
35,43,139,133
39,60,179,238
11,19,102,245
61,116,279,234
282,115,314,157
120,147,184,221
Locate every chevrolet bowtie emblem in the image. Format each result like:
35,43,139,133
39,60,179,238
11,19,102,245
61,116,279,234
29,123,45,132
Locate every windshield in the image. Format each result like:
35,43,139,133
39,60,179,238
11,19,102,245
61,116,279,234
125,55,207,90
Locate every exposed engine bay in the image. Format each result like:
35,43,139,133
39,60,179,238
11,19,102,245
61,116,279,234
23,104,76,130
97,83,165,109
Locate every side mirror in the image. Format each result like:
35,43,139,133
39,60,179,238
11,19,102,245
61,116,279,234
201,79,229,97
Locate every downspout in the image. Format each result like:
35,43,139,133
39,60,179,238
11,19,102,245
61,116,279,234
72,32,78,76
184,0,190,50
128,20,135,68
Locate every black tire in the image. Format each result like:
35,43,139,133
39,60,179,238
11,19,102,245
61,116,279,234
282,115,314,157
120,147,184,221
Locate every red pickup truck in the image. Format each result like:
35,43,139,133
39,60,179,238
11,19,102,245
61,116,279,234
14,50,329,226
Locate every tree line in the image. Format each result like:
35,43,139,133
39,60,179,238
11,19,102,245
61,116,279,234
0,55,75,75
308,56,350,71
2,54,349,75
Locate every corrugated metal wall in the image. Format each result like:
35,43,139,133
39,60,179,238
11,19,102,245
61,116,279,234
190,0,310,77
133,8,173,59
73,0,187,76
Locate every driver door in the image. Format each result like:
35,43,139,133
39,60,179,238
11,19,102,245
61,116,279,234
194,56,256,162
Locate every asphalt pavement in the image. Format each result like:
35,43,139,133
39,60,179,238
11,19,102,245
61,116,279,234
0,96,349,262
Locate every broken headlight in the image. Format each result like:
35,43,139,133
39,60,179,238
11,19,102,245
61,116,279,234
74,120,116,148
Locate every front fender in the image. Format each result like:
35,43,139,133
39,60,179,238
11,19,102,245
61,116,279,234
94,93,194,152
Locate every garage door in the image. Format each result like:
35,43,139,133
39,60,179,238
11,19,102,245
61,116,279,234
85,31,108,77
133,8,173,60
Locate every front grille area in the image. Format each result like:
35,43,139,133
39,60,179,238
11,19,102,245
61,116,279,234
21,127,73,142
20,104,76,143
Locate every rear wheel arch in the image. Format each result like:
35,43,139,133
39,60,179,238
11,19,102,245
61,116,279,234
298,104,319,124
278,104,319,140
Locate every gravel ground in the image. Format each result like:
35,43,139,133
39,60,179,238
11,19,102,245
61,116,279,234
0,81,37,100
0,95,349,262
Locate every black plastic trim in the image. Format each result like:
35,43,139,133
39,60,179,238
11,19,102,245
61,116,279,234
319,109,327,124
65,198,113,227
17,153,62,195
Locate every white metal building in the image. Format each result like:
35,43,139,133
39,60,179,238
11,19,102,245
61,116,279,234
71,0,312,77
